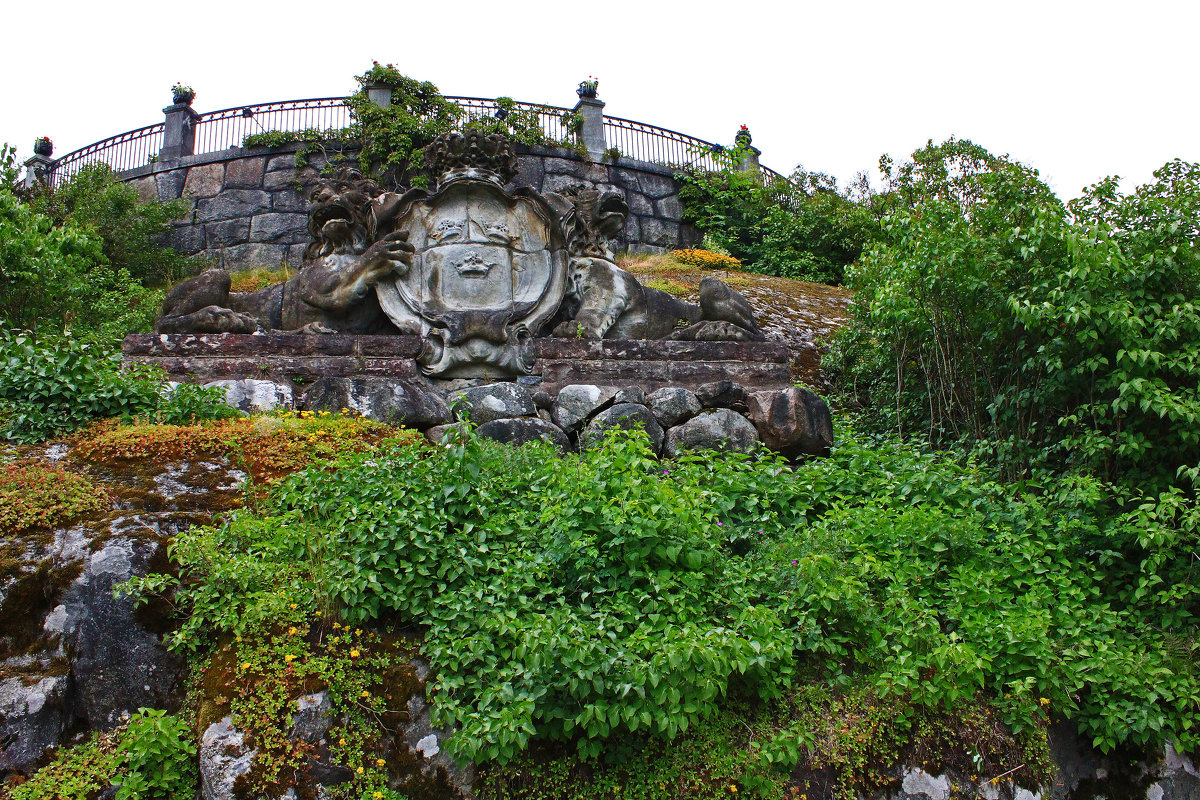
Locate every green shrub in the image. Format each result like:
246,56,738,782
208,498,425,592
115,709,196,800
9,729,123,800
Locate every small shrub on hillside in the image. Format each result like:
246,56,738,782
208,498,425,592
115,709,196,800
671,248,743,270
0,460,110,534
9,728,124,800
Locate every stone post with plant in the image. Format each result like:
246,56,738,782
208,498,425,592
734,125,761,177
573,76,607,158
160,84,200,162
22,137,54,190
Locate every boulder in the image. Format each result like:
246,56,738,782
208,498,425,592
199,717,256,800
302,377,450,430
448,383,536,425
664,409,760,457
747,388,833,457
202,379,292,413
696,380,749,412
424,423,464,445
613,386,646,406
530,390,554,411
0,674,72,774
581,403,664,455
551,384,618,432
477,418,571,451
647,387,701,428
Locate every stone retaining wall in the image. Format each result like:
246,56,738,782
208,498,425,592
119,143,701,271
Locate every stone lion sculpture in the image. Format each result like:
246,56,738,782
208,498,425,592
155,170,413,335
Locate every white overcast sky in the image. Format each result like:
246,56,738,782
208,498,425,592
4,0,1195,200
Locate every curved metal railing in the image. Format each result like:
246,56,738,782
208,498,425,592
48,95,787,186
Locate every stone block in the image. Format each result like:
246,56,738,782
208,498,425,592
448,383,537,425
552,384,618,431
640,173,677,199
219,242,287,270
130,176,156,202
610,168,641,193
640,217,679,248
581,403,664,455
664,409,759,458
655,196,683,220
166,224,205,255
183,163,224,198
621,214,640,243
202,379,292,412
626,192,653,216
223,157,264,189
196,190,271,222
264,169,301,190
270,188,308,212
647,387,701,428
302,377,450,430
542,173,589,195
205,219,250,248
747,387,833,458
583,164,612,183
511,156,544,190
542,157,586,178
155,169,187,200
477,417,570,452
266,154,297,172
285,244,309,265
250,213,308,243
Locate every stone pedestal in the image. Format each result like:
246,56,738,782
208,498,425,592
573,97,607,157
160,103,201,162
365,83,392,109
22,154,54,190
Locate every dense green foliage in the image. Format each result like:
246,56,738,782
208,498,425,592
0,332,233,443
142,422,1197,782
676,159,878,284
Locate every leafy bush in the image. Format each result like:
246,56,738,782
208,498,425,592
0,332,233,443
9,729,124,800
675,163,878,284
115,709,196,800
0,460,109,534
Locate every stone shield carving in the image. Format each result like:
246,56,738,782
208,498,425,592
375,178,567,379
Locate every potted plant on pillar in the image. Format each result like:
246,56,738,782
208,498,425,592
171,83,196,106
577,76,599,99
33,136,52,157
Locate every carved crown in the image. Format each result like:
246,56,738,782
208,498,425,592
424,131,519,187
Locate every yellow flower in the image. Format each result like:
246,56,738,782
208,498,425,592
373,794,383,800
376,758,386,766
357,766,364,774
1039,697,1051,706
361,690,370,698
339,738,346,746
289,603,298,610
354,629,362,636
350,649,360,658
288,627,299,636
284,654,297,663
241,662,252,670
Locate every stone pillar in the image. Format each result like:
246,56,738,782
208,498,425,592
160,103,201,162
734,127,761,177
22,154,54,191
573,96,607,158
365,83,392,109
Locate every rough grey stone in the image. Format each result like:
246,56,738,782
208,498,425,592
166,224,205,255
196,190,271,223
899,768,951,800
477,417,571,451
218,242,286,270
664,409,759,457
269,187,308,210
130,176,156,202
449,383,537,425
621,214,640,243
0,674,72,773
200,717,256,800
625,191,653,215
552,384,618,432
202,379,292,412
511,157,544,191
155,169,187,201
204,219,250,248
223,157,264,189
425,422,465,445
264,170,301,190
613,386,646,405
542,157,586,178
640,173,677,199
640,217,680,248
647,387,702,428
284,244,309,266
266,154,297,172
249,213,308,243
289,691,332,743
655,195,683,220
183,163,224,198
747,388,833,458
696,380,749,412
581,403,664,455
543,173,590,195
302,377,451,430
531,390,553,411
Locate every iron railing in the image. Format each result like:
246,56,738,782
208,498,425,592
47,95,786,185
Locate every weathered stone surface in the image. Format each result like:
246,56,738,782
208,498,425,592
655,195,683,219
640,173,677,199
200,717,256,800
696,380,749,412
266,154,297,172
531,389,553,411
269,187,307,210
196,190,271,223
542,157,586,178
552,384,618,432
155,169,187,201
0,675,71,774
302,377,450,430
249,212,308,243
613,386,646,406
640,217,679,248
217,242,285,270
747,387,833,457
183,163,224,198
899,768,951,800
621,214,640,243
289,691,332,743
625,191,653,215
449,383,537,425
543,173,588,195
202,379,292,412
223,157,264,189
511,156,544,190
131,176,156,202
647,387,701,428
425,422,464,445
664,409,759,457
204,219,250,248
581,403,664,454
477,417,571,451
166,224,205,255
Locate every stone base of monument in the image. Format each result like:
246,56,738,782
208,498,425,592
122,334,792,393
122,333,830,458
